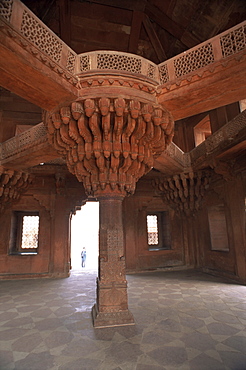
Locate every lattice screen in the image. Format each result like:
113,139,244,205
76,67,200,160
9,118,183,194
66,51,76,73
0,0,13,21
159,63,169,84
220,24,246,58
97,53,142,74
21,216,39,249
20,10,62,63
80,55,90,72
147,215,158,245
174,43,214,78
147,63,156,79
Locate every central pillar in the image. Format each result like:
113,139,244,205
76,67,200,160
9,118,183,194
92,190,134,327
45,91,174,327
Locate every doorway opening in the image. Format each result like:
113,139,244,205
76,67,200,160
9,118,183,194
71,201,99,271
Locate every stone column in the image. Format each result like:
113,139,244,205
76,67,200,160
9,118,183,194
45,94,174,327
92,192,134,327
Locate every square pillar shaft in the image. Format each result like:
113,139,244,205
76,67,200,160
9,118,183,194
92,196,134,327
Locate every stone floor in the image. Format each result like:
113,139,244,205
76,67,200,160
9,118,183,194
0,269,246,370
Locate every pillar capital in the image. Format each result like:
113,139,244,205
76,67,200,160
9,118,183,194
93,185,126,200
45,96,174,197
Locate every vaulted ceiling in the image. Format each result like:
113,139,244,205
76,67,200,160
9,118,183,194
22,0,246,64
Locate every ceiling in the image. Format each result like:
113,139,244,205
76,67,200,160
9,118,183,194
22,0,246,64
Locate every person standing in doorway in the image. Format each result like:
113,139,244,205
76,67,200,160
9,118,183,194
81,247,86,268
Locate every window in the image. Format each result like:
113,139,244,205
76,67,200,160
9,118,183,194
207,205,229,252
147,215,159,246
239,99,246,112
9,211,39,255
194,115,212,146
147,211,171,251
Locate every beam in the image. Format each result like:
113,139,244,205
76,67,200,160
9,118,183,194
40,0,56,22
128,10,144,54
159,51,246,121
77,0,146,12
142,14,167,62
0,140,60,170
0,21,78,111
145,2,201,49
59,0,71,46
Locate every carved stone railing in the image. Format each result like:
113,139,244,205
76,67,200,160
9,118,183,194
0,0,77,74
0,1,245,171
0,124,190,172
1,0,245,87
0,122,47,160
190,109,246,165
76,50,159,83
158,21,246,84
164,142,191,168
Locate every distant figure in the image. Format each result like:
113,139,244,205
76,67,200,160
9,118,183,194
81,247,86,268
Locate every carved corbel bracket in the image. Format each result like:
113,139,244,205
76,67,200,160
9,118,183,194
154,170,211,215
33,194,56,218
208,158,235,182
0,167,33,211
45,97,174,198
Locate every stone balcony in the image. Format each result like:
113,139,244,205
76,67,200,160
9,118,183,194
0,0,245,116
0,0,246,174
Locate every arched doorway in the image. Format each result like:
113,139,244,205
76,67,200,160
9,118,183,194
71,201,99,271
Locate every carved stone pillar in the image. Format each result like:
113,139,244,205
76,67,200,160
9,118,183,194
45,92,174,327
92,192,134,327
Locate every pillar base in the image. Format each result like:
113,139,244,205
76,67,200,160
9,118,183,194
92,304,135,328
